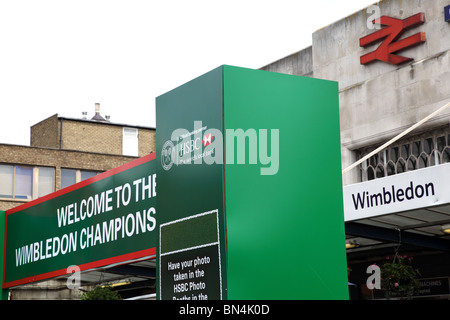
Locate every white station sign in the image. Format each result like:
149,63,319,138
343,163,450,221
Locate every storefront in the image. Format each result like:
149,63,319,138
344,163,450,299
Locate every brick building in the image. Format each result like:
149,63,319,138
31,105,155,157
0,104,156,212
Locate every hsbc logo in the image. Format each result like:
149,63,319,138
202,133,213,147
360,11,426,65
161,121,279,175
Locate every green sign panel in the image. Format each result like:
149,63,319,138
156,67,227,300
156,65,348,299
3,153,157,288
223,66,347,299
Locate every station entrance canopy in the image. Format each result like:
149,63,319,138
344,163,450,252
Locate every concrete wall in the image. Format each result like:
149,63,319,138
9,280,90,300
261,47,313,77
261,0,450,185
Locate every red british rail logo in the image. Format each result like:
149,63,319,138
360,13,426,65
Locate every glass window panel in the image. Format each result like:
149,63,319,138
424,138,433,154
380,150,387,165
61,169,77,189
412,141,421,157
81,170,98,181
407,157,416,171
123,128,139,156
15,166,32,199
401,144,410,158
443,147,450,164
390,147,399,162
369,154,378,167
367,167,375,181
419,154,427,169
430,151,437,166
38,167,55,197
0,165,13,198
437,136,446,152
397,160,406,174
376,165,384,178
387,162,395,176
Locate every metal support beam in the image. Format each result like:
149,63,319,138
346,222,450,252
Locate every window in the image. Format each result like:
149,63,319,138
0,165,33,200
61,168,101,189
81,170,98,181
61,169,77,189
38,167,55,197
359,127,450,182
0,165,14,198
15,166,32,199
0,165,55,200
123,127,139,156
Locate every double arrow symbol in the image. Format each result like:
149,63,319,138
360,13,426,65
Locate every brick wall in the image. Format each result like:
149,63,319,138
138,128,156,156
31,116,156,157
61,119,123,154
30,114,60,148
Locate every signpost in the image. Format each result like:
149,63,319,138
3,153,157,288
343,163,450,222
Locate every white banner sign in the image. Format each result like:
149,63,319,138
343,163,450,221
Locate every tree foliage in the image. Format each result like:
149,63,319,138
80,285,122,300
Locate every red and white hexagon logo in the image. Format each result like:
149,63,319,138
202,133,213,147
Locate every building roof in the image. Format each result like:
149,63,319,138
56,114,156,130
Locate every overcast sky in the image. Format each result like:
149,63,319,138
0,0,376,146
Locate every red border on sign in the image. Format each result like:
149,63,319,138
3,152,156,288
6,152,156,215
